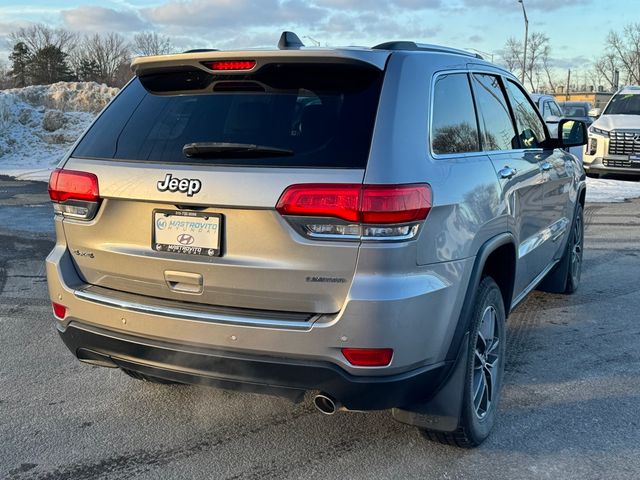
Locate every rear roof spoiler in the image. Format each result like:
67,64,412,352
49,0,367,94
131,48,390,76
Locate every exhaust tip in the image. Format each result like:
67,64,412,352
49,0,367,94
313,394,339,415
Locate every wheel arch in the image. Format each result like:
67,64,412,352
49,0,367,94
445,232,516,362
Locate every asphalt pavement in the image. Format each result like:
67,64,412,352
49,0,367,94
1,176,639,480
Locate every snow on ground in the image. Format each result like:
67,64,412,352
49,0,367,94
0,82,118,181
585,176,640,203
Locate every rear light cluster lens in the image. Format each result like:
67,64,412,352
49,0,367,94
276,183,431,241
342,348,393,367
201,60,256,71
52,302,67,319
48,169,100,220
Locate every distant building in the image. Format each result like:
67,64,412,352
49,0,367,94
553,87,613,109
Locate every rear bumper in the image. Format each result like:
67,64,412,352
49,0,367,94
58,322,449,410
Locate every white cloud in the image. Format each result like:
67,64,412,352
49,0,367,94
62,6,149,32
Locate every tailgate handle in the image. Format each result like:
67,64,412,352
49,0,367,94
164,271,203,294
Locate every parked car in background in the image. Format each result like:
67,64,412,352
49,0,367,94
559,101,595,161
559,101,594,126
583,85,640,178
531,93,565,137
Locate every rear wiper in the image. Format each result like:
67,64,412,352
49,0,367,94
183,142,294,158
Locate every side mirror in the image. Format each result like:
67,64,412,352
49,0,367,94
588,108,602,118
559,119,588,147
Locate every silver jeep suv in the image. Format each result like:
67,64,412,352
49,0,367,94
46,33,588,447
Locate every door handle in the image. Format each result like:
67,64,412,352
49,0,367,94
498,166,517,179
540,162,553,172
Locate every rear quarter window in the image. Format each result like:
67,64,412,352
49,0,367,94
431,73,480,155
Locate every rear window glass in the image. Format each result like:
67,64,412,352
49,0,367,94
72,63,384,168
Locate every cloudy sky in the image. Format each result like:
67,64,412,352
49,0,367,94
0,0,636,74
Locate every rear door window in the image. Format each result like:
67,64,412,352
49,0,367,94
470,74,518,151
431,73,480,155
72,63,384,168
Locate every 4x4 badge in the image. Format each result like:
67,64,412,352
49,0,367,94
157,174,201,197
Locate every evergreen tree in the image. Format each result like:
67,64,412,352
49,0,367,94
76,58,101,82
29,45,75,85
8,42,31,87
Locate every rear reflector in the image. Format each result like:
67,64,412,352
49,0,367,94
342,348,393,367
276,184,431,224
48,169,99,203
201,60,256,71
52,302,67,319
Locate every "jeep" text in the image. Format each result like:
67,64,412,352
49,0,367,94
157,174,202,197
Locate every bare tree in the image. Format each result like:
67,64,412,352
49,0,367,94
82,33,131,86
132,32,174,57
9,24,77,54
540,44,556,93
604,23,640,85
501,33,555,92
594,52,621,91
501,37,523,76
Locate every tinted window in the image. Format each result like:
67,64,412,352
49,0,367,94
549,101,562,117
431,73,480,155
471,74,517,151
604,93,640,115
72,63,383,168
504,80,547,148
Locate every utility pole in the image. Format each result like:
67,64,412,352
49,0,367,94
566,69,571,102
518,0,529,85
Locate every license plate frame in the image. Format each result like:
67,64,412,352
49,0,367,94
152,209,223,257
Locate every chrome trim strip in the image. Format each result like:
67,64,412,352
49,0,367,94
74,289,315,331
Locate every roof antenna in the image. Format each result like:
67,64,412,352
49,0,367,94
278,31,305,50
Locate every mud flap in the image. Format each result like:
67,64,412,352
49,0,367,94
391,332,469,432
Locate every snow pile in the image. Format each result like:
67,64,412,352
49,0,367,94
585,177,640,203
0,82,118,180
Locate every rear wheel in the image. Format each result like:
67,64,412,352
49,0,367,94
538,203,584,294
121,368,180,385
421,276,506,447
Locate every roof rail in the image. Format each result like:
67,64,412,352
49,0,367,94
278,31,305,50
183,48,219,53
372,41,483,59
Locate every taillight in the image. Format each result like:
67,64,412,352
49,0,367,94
52,302,67,319
276,183,431,241
342,348,393,367
48,169,100,220
201,60,256,71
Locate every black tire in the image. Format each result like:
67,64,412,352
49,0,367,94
538,203,584,294
585,172,600,179
121,368,179,385
420,277,506,447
